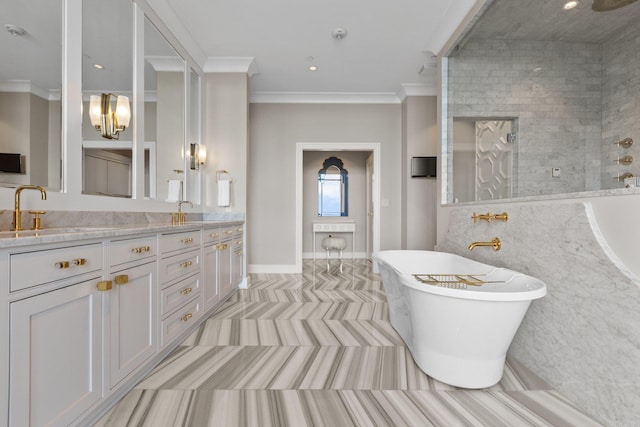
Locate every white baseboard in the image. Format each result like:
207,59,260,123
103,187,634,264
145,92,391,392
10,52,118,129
248,264,298,274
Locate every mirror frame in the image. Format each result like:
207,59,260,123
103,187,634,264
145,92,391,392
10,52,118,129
62,0,202,204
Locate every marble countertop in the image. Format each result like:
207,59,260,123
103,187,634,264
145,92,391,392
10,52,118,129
0,220,244,249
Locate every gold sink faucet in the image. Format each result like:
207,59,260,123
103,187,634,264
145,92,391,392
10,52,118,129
468,237,501,251
172,200,193,225
13,185,47,231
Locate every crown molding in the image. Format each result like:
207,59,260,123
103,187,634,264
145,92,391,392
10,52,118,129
250,91,402,104
397,83,438,102
0,81,60,101
145,56,185,72
204,57,258,77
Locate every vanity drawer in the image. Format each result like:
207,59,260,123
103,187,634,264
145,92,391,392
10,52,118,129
203,228,220,246
110,235,157,267
161,297,201,347
160,274,201,317
159,231,201,254
159,249,200,285
220,227,235,242
10,243,103,292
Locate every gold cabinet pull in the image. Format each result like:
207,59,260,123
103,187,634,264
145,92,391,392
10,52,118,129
97,280,113,291
72,258,87,266
114,274,129,285
180,260,193,268
54,261,70,269
217,243,228,250
234,250,243,256
181,313,193,322
131,245,151,254
236,241,243,246
235,228,243,232
225,230,233,235
180,287,193,295
181,238,194,244
210,233,219,238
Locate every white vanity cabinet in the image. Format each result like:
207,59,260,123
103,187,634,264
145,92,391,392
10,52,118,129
159,230,203,347
202,228,220,310
232,225,244,288
106,235,158,389
7,243,105,427
218,226,234,299
0,221,244,426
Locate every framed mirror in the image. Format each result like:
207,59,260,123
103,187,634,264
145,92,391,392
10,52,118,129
81,0,134,197
443,0,640,204
318,157,348,217
144,16,186,202
186,68,201,204
0,0,62,191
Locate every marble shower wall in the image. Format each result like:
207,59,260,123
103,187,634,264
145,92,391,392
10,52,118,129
437,201,640,427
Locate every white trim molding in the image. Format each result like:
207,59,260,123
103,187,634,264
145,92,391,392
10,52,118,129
204,57,258,77
250,91,401,104
398,83,438,101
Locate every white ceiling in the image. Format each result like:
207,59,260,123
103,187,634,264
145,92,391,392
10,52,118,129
156,0,478,99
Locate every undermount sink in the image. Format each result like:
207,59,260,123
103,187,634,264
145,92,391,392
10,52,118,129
0,227,117,238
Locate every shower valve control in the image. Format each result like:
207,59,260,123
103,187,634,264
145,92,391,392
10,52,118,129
552,168,561,178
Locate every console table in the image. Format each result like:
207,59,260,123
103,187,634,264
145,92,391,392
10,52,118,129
312,221,356,262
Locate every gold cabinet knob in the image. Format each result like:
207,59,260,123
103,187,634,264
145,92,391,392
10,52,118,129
54,261,70,269
97,280,113,291
179,260,193,268
131,245,151,254
180,287,193,295
181,313,193,322
181,237,194,244
114,274,129,285
72,258,87,266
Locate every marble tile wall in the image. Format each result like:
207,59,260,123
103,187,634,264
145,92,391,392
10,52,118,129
602,23,640,189
448,39,602,197
437,201,640,426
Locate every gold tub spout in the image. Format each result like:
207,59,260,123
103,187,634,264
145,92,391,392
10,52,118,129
468,237,501,251
13,185,47,231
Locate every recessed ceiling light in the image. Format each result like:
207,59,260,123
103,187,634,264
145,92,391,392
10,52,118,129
309,65,318,71
93,64,104,70
563,1,579,10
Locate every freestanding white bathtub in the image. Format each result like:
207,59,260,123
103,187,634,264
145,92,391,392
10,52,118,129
373,250,546,389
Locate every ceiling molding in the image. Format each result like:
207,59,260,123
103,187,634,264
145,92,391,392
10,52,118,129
204,57,258,77
0,81,60,101
397,83,438,102
250,91,402,104
145,56,185,72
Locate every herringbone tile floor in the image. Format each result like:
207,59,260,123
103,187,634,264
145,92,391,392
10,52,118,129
96,260,601,426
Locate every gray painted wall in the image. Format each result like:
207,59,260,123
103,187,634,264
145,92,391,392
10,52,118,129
248,103,402,269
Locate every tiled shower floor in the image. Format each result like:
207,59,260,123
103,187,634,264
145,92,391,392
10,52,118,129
96,260,602,426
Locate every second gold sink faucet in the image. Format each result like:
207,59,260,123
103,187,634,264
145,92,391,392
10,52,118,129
13,185,47,231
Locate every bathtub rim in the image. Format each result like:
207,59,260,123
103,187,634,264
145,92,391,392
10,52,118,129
373,250,547,302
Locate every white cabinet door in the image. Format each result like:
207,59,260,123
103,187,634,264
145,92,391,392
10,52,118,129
232,245,243,288
203,244,219,309
108,261,157,388
218,242,232,299
10,278,103,427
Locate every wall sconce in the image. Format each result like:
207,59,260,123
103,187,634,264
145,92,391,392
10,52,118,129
190,143,206,170
89,93,131,140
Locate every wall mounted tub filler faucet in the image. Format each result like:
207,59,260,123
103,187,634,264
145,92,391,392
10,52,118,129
172,200,193,225
471,212,508,223
13,185,47,231
468,237,501,251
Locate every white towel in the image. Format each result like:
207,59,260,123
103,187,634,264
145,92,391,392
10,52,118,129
167,180,182,202
218,179,230,207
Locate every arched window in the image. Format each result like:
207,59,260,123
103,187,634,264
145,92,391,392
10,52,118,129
318,156,348,216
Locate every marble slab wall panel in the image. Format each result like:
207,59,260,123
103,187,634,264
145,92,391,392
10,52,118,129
437,201,640,426
448,39,602,197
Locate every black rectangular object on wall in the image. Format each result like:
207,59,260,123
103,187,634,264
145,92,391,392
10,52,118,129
411,156,436,178
0,153,22,173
